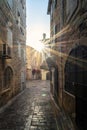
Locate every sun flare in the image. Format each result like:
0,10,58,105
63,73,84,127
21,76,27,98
36,43,44,52
30,42,45,52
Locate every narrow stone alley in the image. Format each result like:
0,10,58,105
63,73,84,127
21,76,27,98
0,80,57,130
0,80,76,130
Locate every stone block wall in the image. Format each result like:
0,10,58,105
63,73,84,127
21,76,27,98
48,0,87,118
0,0,26,108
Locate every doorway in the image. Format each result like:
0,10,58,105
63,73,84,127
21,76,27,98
65,45,87,129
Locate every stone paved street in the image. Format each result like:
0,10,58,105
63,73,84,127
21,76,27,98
0,80,57,130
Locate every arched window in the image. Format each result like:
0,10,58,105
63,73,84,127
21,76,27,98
4,67,13,89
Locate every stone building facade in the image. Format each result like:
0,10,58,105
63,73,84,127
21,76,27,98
47,0,87,129
26,45,42,80
0,0,26,107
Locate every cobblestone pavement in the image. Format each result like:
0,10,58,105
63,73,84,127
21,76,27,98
0,80,58,130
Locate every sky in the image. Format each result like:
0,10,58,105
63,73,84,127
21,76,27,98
26,0,50,50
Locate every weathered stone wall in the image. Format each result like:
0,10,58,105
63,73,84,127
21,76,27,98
48,0,87,116
26,45,42,80
0,0,26,107
60,0,87,115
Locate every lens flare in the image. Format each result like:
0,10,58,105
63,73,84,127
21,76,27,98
35,42,44,52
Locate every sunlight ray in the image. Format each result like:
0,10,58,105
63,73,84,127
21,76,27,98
45,47,87,70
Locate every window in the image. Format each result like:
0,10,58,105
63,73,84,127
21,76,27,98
20,27,24,35
7,27,13,47
20,0,24,9
64,0,78,22
52,24,58,44
17,11,20,17
54,0,57,8
17,10,21,27
51,2,53,21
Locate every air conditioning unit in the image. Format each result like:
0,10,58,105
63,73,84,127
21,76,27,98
0,44,12,58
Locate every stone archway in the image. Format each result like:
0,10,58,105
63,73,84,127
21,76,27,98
4,66,13,89
65,45,87,129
